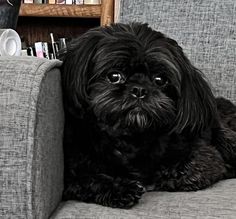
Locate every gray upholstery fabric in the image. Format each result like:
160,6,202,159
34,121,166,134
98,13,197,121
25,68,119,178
51,179,236,219
117,0,236,103
0,56,64,219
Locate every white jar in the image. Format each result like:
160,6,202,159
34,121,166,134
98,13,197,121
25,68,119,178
0,29,21,56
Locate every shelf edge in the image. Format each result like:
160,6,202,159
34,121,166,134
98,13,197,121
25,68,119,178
19,4,102,18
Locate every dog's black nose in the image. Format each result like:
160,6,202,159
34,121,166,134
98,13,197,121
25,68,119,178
131,86,147,99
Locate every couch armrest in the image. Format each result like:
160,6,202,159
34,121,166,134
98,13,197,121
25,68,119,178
0,56,64,219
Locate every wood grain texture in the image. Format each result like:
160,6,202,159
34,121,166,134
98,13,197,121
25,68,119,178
19,4,101,18
101,0,114,26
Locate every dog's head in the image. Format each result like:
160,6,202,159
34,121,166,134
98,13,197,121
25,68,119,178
61,22,217,135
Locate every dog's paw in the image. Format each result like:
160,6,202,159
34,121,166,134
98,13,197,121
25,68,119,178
63,177,146,208
100,179,146,209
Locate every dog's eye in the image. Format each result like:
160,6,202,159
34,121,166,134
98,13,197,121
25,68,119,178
107,72,124,84
154,76,168,87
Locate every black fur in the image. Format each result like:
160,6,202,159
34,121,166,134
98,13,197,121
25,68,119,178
61,22,236,209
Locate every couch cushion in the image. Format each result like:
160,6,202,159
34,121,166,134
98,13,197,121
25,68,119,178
117,0,236,103
51,179,236,218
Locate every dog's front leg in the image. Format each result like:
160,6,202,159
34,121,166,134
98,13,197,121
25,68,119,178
63,174,146,208
213,127,236,171
155,144,234,192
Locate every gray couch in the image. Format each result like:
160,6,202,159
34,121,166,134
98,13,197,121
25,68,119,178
1,0,236,218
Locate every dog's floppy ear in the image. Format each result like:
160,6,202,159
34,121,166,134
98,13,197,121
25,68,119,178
60,28,103,118
170,43,217,134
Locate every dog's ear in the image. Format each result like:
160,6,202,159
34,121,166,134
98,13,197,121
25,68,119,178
170,43,217,134
60,28,103,118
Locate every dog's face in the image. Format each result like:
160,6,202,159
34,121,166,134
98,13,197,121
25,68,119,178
87,36,179,133
62,23,217,136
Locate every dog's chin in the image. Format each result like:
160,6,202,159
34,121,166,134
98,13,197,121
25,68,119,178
93,105,153,135
125,108,152,132
92,101,177,135
96,106,166,136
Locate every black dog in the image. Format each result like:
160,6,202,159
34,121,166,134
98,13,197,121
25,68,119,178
61,22,236,209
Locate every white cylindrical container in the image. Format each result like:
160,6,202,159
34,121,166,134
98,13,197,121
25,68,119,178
0,29,21,56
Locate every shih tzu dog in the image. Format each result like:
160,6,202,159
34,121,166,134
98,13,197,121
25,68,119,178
61,22,236,209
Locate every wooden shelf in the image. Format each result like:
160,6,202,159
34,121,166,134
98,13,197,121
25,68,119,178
19,3,101,18
17,0,114,45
